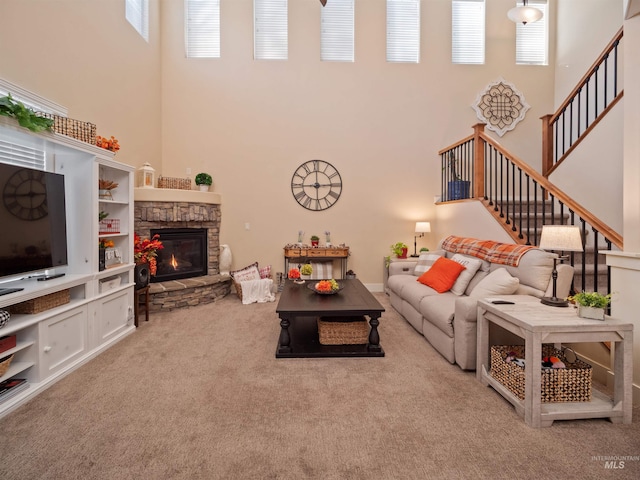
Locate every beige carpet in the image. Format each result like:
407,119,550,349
1,292,639,480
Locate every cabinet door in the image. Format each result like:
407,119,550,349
39,306,89,379
95,289,133,345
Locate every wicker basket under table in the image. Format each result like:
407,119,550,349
490,345,592,403
317,316,369,345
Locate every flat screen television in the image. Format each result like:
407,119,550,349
0,163,68,282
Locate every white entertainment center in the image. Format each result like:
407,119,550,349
0,116,135,418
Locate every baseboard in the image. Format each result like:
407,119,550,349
364,283,384,293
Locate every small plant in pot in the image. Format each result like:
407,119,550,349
310,235,320,247
195,172,213,191
568,291,612,320
391,242,409,259
346,269,356,279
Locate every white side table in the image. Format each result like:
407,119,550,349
476,295,633,428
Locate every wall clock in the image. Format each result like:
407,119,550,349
291,160,342,211
2,168,49,220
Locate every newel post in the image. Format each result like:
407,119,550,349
473,123,485,198
540,114,553,178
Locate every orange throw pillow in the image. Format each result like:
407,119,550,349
417,256,466,293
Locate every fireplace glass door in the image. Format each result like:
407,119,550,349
150,228,207,282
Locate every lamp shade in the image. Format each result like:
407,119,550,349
507,2,543,24
538,225,583,252
415,222,431,234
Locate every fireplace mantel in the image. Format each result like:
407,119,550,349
134,187,221,204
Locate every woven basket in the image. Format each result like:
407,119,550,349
0,353,14,377
490,345,592,403
36,112,97,145
157,176,192,190
99,218,120,234
9,289,71,315
317,316,368,345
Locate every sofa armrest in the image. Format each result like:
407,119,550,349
453,296,480,370
389,261,417,276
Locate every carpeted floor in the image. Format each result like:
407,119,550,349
0,292,638,479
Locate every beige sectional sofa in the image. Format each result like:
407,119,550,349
387,237,574,370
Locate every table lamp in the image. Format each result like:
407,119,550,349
412,222,431,257
538,225,583,307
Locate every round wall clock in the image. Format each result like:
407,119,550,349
2,168,49,221
291,160,342,211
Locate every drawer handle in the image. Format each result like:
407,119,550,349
44,346,52,353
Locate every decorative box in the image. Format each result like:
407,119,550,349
99,218,120,234
0,335,17,354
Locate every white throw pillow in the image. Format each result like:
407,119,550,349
413,253,442,276
469,268,520,298
450,254,484,296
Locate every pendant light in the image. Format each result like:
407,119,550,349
507,0,543,25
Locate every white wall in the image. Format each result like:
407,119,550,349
0,0,162,180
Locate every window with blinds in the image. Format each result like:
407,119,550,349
515,1,548,65
254,0,288,60
387,0,420,63
185,0,221,58
451,0,485,65
0,140,46,170
126,0,149,42
321,0,354,62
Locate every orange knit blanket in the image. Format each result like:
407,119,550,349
440,235,536,267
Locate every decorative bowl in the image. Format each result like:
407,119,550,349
307,281,343,295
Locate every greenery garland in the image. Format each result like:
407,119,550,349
0,94,54,133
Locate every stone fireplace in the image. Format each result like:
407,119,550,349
134,188,231,312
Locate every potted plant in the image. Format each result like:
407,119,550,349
310,235,320,247
568,291,612,320
134,233,164,288
195,172,213,192
444,152,470,201
346,269,356,279
391,242,409,259
419,247,430,253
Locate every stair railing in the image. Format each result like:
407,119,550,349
439,124,622,295
541,27,624,177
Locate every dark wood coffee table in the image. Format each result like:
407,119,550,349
275,278,385,358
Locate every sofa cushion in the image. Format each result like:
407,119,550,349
413,253,443,276
469,268,520,298
490,248,554,292
401,279,440,312
419,293,457,337
387,273,419,296
450,254,484,296
417,257,466,293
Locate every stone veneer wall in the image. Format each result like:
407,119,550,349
134,201,231,311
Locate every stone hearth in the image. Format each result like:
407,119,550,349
134,188,231,311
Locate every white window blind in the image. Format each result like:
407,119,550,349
126,0,149,42
515,1,548,65
254,0,288,60
387,0,420,63
452,0,485,65
0,140,46,170
321,0,354,62
185,0,220,58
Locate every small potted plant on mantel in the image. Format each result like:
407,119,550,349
310,235,320,247
568,291,612,320
195,172,213,192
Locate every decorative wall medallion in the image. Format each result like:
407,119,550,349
472,78,530,137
